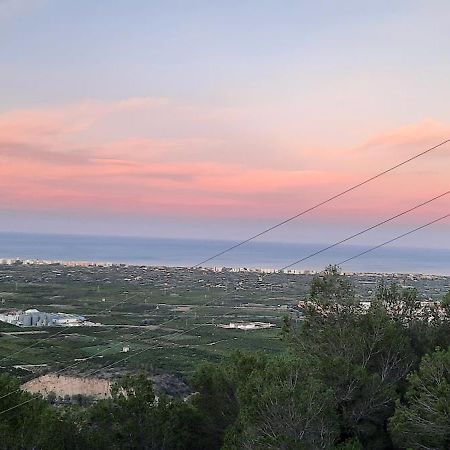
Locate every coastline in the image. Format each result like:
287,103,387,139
1,257,449,279
1,232,449,276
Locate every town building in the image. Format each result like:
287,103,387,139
0,309,88,327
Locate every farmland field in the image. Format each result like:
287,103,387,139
0,262,448,381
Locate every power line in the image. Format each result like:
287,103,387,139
278,190,449,272
1,190,446,410
2,141,447,366
75,208,450,385
194,138,450,268
1,201,446,422
336,213,450,267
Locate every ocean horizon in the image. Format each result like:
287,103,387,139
0,232,449,275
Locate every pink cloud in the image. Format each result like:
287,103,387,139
0,98,448,222
358,119,450,154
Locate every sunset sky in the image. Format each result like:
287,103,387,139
0,0,449,248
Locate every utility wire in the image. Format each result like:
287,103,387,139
3,208,448,421
193,138,450,268
2,140,448,366
67,210,450,384
1,190,447,411
278,191,449,272
337,213,450,267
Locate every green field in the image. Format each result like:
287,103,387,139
0,274,289,377
2,263,447,380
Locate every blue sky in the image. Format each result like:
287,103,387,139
0,0,449,248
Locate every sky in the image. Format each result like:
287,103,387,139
0,0,449,248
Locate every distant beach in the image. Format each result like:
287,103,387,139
0,232,449,275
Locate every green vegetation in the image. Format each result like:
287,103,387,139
0,267,287,376
390,347,450,449
1,268,450,448
0,374,82,450
443,290,450,309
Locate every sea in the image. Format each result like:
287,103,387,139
0,232,449,275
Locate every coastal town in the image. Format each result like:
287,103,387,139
0,258,448,301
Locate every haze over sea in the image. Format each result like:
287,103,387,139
0,232,449,275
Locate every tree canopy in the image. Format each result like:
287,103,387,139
1,271,450,449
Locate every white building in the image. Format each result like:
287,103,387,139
218,321,276,330
0,309,87,327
